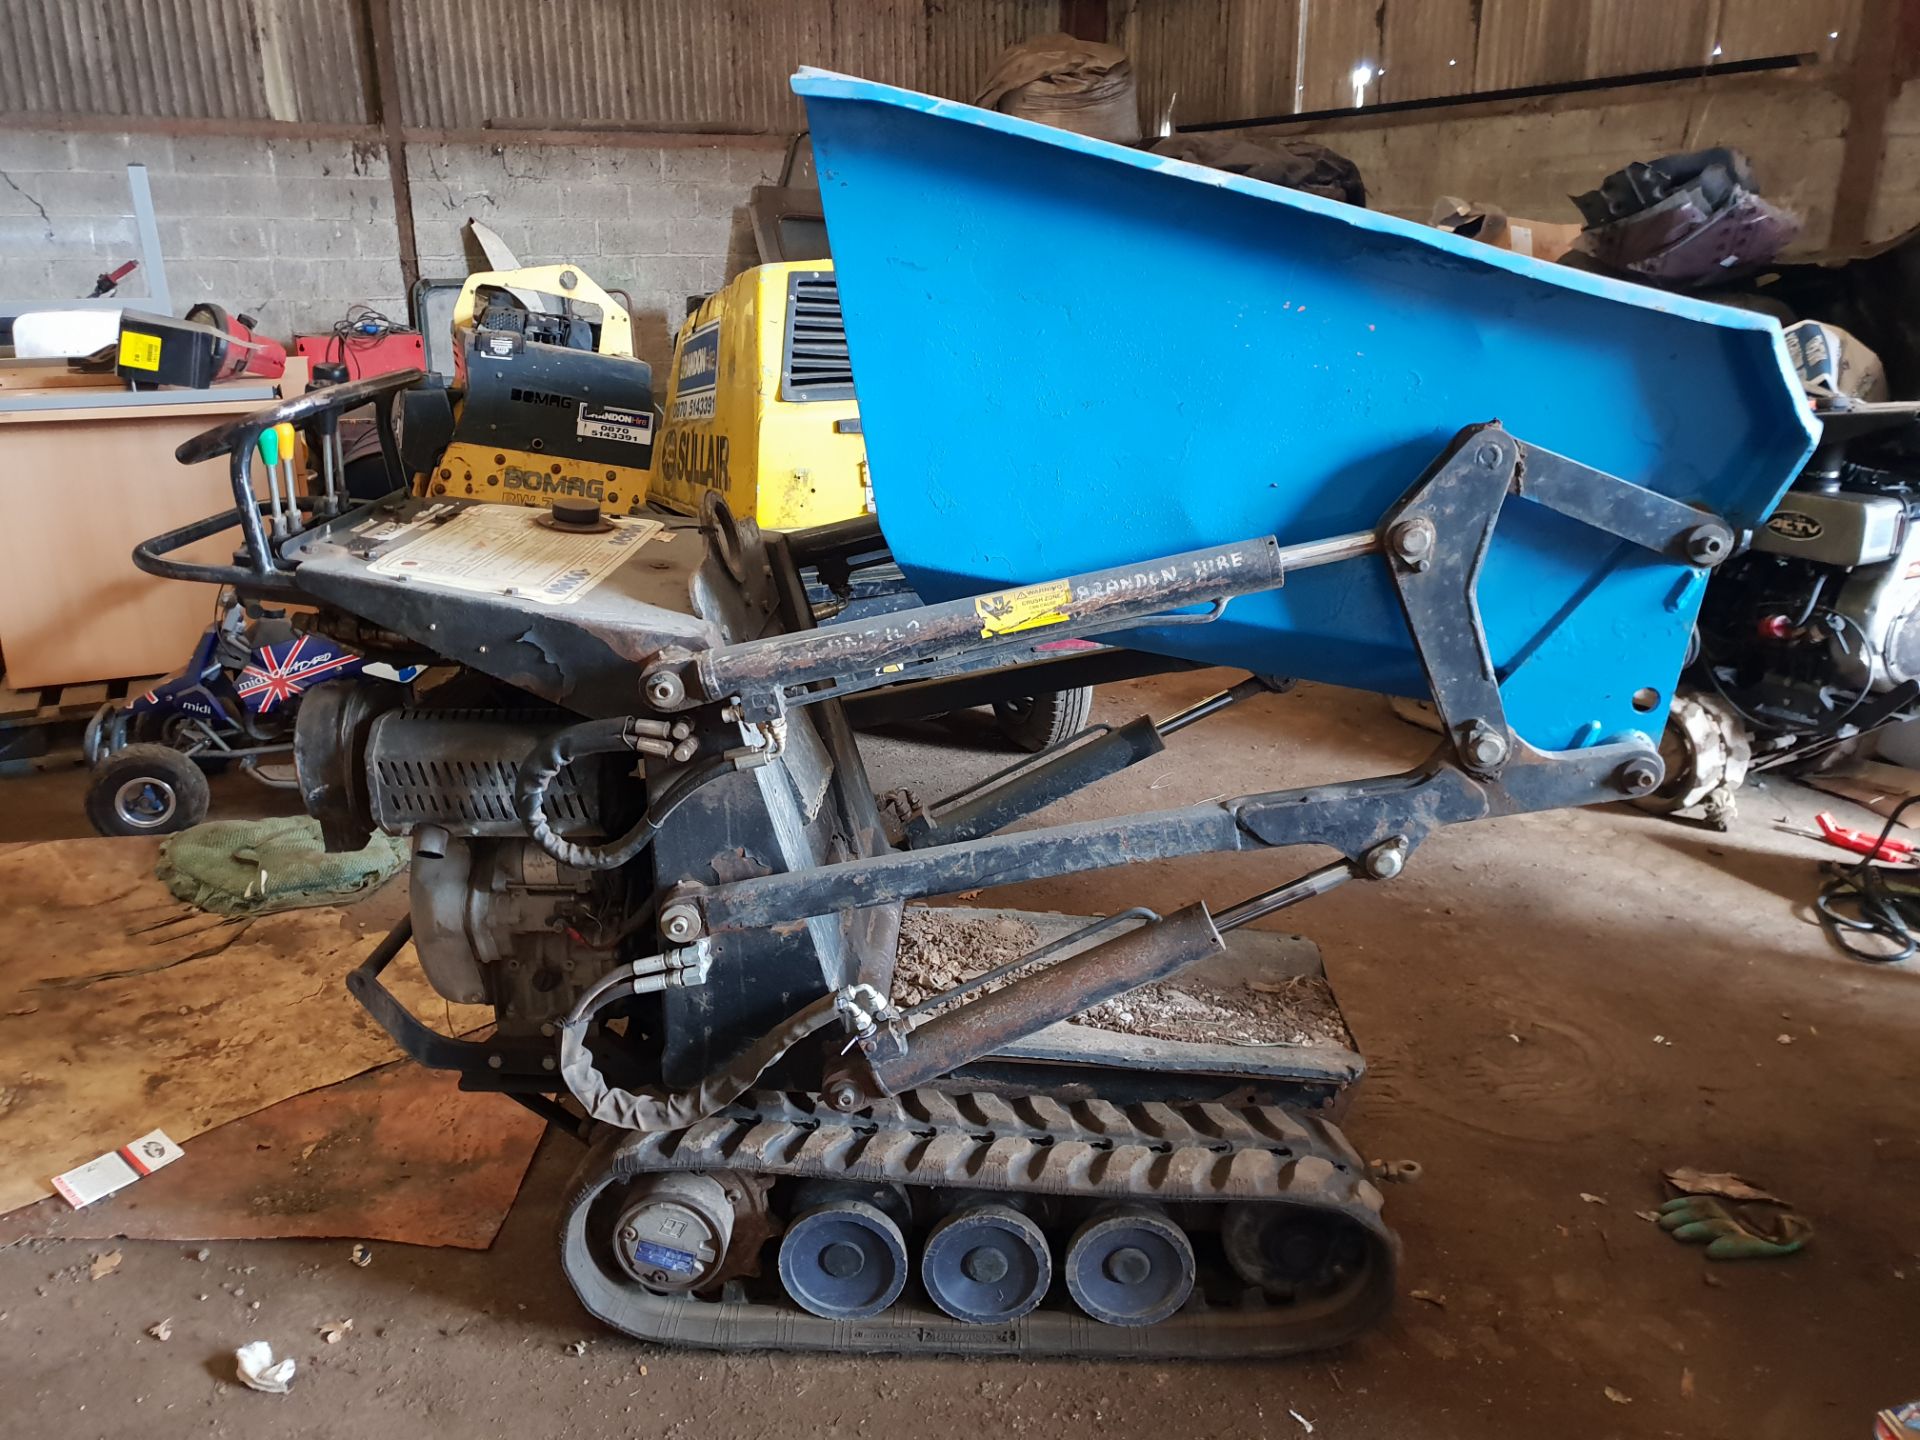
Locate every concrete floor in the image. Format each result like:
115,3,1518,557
3,670,1918,1438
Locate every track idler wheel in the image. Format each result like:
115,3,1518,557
920,1202,1052,1324
1063,1206,1195,1327
777,1181,910,1320
1221,1203,1362,1298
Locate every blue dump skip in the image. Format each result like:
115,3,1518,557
794,70,1819,751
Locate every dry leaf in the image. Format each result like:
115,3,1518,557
1680,1368,1695,1400
148,1318,173,1341
1634,1209,1662,1223
566,1339,589,1356
1580,1193,1607,1206
1604,1387,1632,1405
320,1319,353,1344
1776,1033,1794,1046
348,1243,372,1268
956,890,982,901
1408,1289,1446,1308
299,1142,318,1162
1663,1168,1784,1204
89,1250,122,1280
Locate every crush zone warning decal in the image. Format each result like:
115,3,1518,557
974,579,1072,638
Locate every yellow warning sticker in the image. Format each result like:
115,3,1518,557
974,579,1072,638
117,330,162,372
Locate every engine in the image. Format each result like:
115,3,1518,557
1695,436,1920,752
1656,315,1920,822
293,686,649,1035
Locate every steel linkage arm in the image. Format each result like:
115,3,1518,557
646,423,1731,1101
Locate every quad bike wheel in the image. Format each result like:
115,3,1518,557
993,686,1094,753
85,744,211,837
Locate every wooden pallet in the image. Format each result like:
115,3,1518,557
0,672,160,730
0,672,165,772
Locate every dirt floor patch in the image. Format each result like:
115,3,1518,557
1079,973,1348,1048
892,906,1348,1047
891,909,1039,1010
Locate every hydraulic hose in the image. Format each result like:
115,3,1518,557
559,985,851,1132
515,718,736,872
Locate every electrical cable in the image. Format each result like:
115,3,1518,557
1701,606,1877,739
1814,792,1920,963
325,303,414,371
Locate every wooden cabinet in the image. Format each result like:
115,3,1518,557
0,360,307,688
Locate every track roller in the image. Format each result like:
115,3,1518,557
1063,1206,1195,1327
920,1202,1052,1324
777,1181,910,1320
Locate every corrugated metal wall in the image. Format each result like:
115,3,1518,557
0,0,369,123
393,0,1055,131
1115,0,1862,126
0,0,1867,131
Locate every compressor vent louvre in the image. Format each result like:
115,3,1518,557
780,271,856,402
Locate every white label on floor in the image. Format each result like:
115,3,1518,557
52,1129,184,1208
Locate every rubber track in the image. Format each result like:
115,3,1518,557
559,1088,1398,1357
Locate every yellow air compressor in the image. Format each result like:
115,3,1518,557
647,262,870,530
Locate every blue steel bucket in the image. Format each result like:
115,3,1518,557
794,70,1818,751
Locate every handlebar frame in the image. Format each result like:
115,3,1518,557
134,369,426,592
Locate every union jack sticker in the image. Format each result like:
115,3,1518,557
235,635,362,714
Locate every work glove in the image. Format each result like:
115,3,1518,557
1657,1194,1810,1260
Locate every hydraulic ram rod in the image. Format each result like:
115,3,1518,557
866,903,1228,1096
667,529,1378,709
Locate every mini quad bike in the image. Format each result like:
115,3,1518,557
82,590,416,837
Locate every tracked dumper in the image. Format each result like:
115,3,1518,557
134,71,1817,1357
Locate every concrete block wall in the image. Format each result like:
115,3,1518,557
1,128,785,372
405,139,786,370
0,132,404,337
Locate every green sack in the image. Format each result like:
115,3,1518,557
158,815,407,916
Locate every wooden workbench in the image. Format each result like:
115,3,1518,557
0,358,307,688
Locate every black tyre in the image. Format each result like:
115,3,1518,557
992,686,1094,753
84,744,211,837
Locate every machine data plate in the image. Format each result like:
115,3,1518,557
366,504,664,604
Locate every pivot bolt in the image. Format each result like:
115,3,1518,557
645,670,686,709
1684,524,1730,567
660,903,702,943
1363,836,1409,880
1475,441,1504,469
823,1079,864,1113
1617,757,1662,795
1388,517,1435,572
1462,720,1509,770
